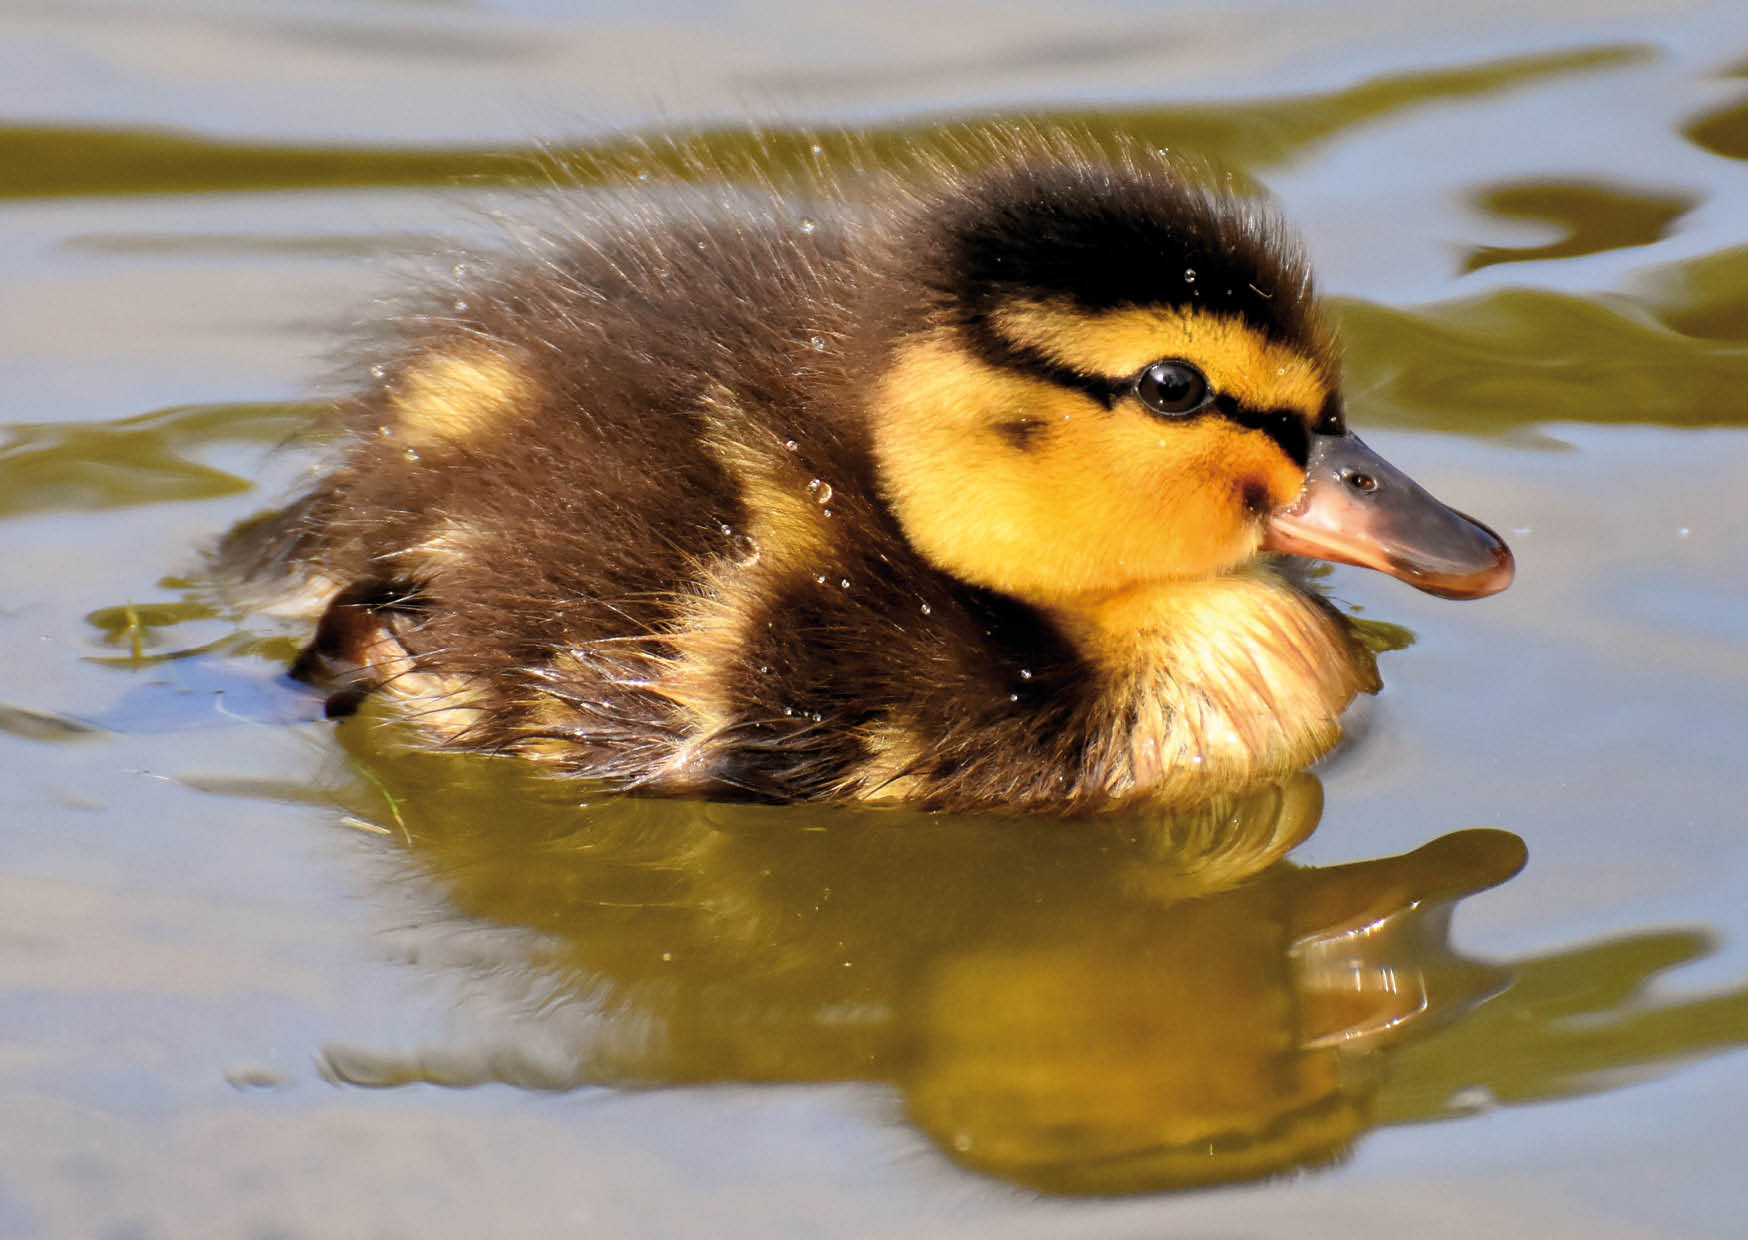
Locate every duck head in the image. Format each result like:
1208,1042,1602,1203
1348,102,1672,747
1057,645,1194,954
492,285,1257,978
868,143,1514,610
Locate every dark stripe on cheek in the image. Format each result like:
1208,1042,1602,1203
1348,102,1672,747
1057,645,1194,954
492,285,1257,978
994,418,1049,450
1213,394,1310,467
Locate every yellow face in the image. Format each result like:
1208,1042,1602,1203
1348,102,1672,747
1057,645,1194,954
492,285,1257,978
870,300,1334,609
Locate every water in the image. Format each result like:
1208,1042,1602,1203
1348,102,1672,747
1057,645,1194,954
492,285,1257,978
4,1,1748,1235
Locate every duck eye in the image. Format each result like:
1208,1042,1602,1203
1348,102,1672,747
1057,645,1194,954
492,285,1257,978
1135,360,1210,417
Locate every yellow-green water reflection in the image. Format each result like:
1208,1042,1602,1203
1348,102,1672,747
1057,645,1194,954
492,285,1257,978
314,733,1529,1194
0,45,1642,201
291,725,1748,1196
1460,180,1695,274
0,401,312,517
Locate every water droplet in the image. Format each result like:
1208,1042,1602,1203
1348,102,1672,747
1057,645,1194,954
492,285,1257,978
814,574,827,585
800,217,817,234
403,447,421,463
807,478,833,504
839,578,850,590
1677,526,1691,538
919,602,932,616
784,439,799,452
810,143,823,156
636,169,651,182
783,706,795,717
732,533,761,567
810,712,823,723
452,299,468,312
376,424,394,438
719,522,734,537
451,263,468,279
697,240,709,251
1183,268,1196,284
809,335,827,352
1019,668,1033,680
660,951,672,962
1008,693,1019,702
369,363,387,380
757,665,771,675
820,508,832,518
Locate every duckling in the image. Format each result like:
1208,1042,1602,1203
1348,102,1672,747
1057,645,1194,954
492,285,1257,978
234,128,1512,812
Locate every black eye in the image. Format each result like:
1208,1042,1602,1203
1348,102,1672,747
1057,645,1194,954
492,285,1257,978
1135,360,1210,417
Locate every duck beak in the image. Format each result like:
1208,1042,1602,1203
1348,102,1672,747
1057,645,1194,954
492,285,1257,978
1261,434,1514,600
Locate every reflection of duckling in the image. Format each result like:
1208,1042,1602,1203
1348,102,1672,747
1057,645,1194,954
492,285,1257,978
238,128,1512,810
314,742,1528,1195
904,827,1524,1193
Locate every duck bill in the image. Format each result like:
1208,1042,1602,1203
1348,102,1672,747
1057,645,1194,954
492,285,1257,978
1262,434,1514,600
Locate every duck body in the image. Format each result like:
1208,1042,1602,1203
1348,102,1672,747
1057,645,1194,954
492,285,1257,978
240,131,1511,812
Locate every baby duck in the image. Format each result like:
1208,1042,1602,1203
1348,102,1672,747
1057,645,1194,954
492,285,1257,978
243,130,1512,812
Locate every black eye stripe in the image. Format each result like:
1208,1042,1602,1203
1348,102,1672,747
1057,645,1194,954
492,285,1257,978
1213,394,1311,467
963,318,1317,465
1315,392,1346,435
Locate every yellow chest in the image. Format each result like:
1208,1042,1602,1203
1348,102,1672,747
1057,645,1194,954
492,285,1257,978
1055,570,1377,805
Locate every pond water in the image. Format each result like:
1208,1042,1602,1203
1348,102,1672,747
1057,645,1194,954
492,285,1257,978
4,0,1748,1235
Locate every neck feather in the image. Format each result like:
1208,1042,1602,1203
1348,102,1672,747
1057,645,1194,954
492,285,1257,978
1052,568,1378,805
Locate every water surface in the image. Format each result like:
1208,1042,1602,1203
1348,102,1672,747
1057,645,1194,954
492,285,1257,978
3,1,1748,1235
